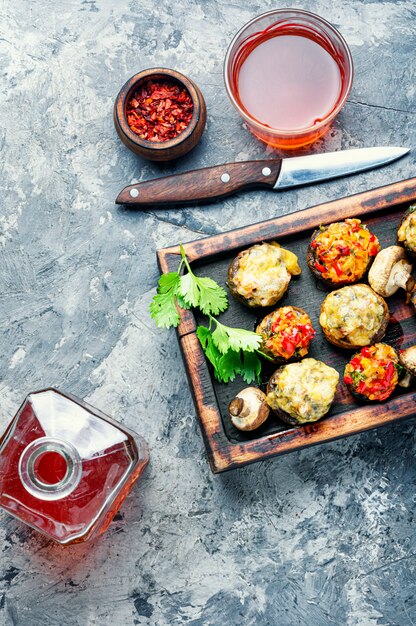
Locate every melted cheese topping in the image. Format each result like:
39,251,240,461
320,284,386,346
231,242,301,307
267,358,339,423
398,208,416,253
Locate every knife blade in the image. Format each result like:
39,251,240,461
115,146,409,207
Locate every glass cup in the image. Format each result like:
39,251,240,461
224,9,353,150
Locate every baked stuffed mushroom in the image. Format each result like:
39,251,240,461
307,218,380,287
320,284,389,349
227,242,301,308
344,343,399,402
256,306,316,363
266,358,339,426
397,204,416,257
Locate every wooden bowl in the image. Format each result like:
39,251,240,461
114,68,207,162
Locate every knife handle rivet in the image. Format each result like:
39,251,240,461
130,188,139,198
221,173,230,183
262,167,271,176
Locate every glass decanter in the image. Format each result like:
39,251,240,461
0,388,148,545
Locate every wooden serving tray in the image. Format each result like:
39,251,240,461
157,178,416,473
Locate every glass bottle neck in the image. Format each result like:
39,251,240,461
19,437,82,501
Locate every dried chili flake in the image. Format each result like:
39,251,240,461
126,80,194,142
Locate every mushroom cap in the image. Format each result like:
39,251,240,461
368,246,412,297
399,345,416,375
228,387,270,431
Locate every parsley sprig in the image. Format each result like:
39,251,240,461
150,245,228,328
197,315,263,384
150,245,265,383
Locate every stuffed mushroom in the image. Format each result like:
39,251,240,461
256,306,316,363
344,343,399,402
307,218,380,287
266,358,339,426
398,204,416,257
227,242,301,308
319,284,389,349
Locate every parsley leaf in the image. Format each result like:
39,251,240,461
218,350,262,384
178,272,200,308
211,322,230,354
179,247,228,315
211,318,262,353
150,246,228,329
226,326,262,352
197,318,262,383
194,276,228,315
150,272,181,328
196,326,222,373
217,350,243,383
241,351,262,384
157,272,181,294
175,293,190,310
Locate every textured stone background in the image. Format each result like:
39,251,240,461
0,0,415,624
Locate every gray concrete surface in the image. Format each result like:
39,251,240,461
0,0,415,624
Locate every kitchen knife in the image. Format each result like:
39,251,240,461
115,146,409,207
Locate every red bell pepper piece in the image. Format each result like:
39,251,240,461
282,336,296,357
350,357,363,370
291,331,301,344
357,380,368,395
271,317,282,334
385,361,395,385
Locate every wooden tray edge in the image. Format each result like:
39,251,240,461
158,176,416,263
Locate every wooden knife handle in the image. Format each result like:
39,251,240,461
115,159,282,207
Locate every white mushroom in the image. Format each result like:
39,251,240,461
368,246,414,297
398,346,416,387
228,387,270,431
407,286,416,312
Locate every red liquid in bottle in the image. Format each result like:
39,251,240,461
0,389,148,544
231,22,348,148
34,451,68,484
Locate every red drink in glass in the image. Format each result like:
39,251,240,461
224,9,353,149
